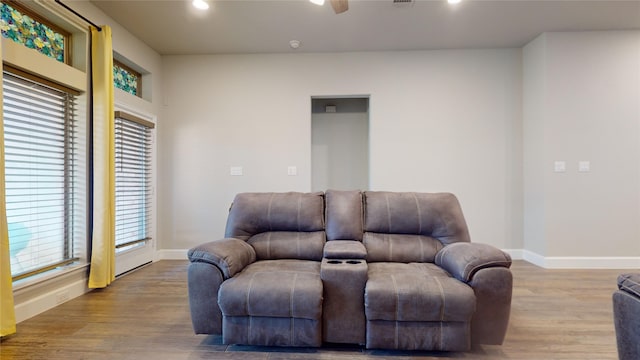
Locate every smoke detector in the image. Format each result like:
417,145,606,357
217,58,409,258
289,40,301,49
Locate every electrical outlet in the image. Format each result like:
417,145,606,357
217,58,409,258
578,161,590,172
56,290,70,304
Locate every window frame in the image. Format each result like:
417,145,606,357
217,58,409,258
113,59,142,97
0,0,71,65
3,66,80,281
114,110,154,252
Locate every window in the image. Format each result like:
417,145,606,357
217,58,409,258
113,60,141,97
114,111,153,251
3,68,79,280
0,1,69,63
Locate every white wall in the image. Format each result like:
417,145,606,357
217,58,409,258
160,49,524,251
523,31,640,264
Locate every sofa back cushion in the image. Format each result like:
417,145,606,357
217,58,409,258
364,233,444,263
325,190,364,241
248,231,325,261
363,192,470,262
225,192,326,260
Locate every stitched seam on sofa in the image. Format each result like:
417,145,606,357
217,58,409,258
268,193,274,232
290,274,297,345
359,192,365,235
433,276,446,322
434,276,446,349
395,321,400,349
388,234,394,262
391,274,399,349
622,274,639,287
290,273,298,318
290,317,294,345
253,269,318,274
296,232,301,258
296,193,301,232
385,193,391,233
266,232,272,259
413,193,422,235
419,236,425,263
246,273,256,316
223,254,232,278
436,244,450,266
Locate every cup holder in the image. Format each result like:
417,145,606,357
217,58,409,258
325,259,363,265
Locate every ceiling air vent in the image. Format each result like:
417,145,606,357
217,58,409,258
393,0,415,6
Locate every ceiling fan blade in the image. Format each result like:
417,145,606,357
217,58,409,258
330,0,349,14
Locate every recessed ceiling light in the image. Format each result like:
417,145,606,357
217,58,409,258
193,0,210,10
448,0,461,4
310,0,325,5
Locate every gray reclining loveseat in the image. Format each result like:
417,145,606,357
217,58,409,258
187,190,512,351
613,273,640,360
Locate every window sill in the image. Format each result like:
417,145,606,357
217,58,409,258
12,262,89,293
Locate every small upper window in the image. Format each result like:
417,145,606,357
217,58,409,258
113,59,141,97
0,1,69,63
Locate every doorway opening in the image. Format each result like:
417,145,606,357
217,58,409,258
311,97,369,192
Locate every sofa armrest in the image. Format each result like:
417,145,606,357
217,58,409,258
618,273,640,298
435,242,511,283
188,238,256,279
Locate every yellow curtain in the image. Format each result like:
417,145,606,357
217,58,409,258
0,43,16,337
88,26,115,289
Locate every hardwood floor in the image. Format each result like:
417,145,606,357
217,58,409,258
0,260,624,359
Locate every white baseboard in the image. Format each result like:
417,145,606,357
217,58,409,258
155,249,188,260
522,250,640,269
522,249,546,267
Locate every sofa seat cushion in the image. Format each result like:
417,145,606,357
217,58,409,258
218,259,322,320
618,273,640,298
365,262,475,322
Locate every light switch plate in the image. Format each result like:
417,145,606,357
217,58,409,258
230,166,243,176
287,166,297,176
554,161,566,173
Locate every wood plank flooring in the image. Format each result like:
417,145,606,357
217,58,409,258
0,260,626,359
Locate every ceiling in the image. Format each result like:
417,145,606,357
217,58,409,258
89,0,640,55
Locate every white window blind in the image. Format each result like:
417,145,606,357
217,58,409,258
115,111,153,251
3,70,78,280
